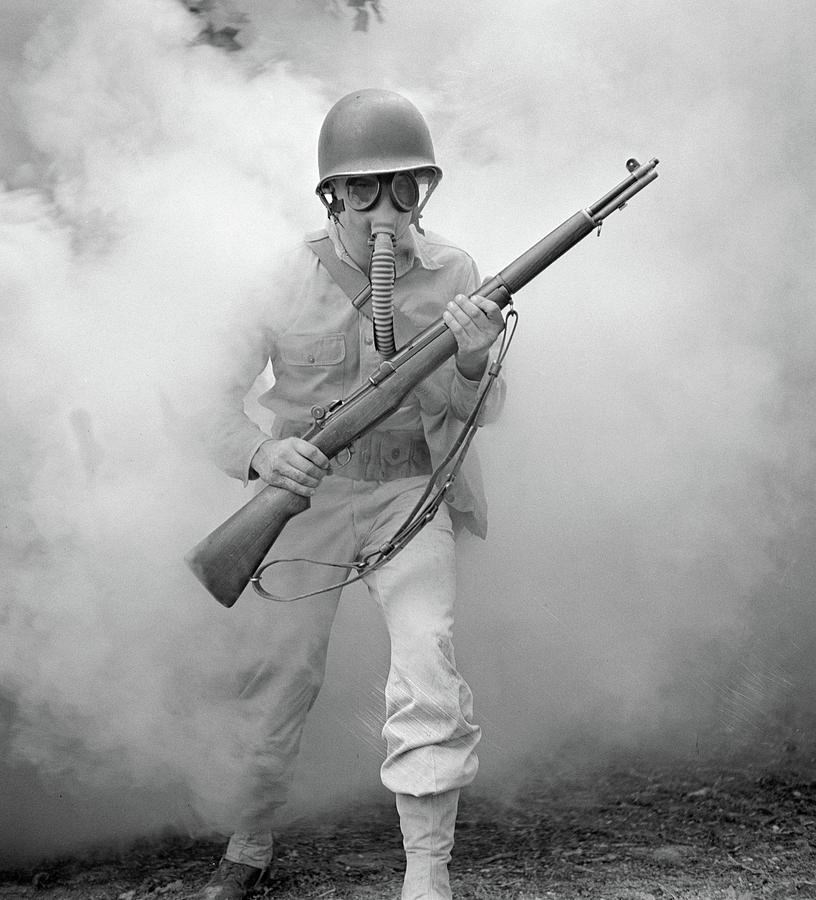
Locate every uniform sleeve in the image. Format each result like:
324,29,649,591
193,310,278,484
192,244,316,482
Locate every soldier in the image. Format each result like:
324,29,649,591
198,88,506,900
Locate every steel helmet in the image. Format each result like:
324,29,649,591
316,89,442,189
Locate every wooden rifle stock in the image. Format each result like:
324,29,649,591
186,158,659,607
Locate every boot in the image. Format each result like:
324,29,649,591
198,857,266,900
396,789,460,900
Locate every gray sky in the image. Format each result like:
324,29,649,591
2,0,815,861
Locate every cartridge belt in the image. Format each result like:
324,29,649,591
272,420,432,483
333,429,432,482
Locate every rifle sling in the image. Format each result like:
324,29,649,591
251,308,520,604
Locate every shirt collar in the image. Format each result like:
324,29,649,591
325,220,442,278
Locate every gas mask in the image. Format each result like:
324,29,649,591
347,172,419,358
318,170,439,359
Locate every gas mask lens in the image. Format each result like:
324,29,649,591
345,171,420,212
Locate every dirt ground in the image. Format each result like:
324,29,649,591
2,745,814,900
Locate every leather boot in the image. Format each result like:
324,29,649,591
198,858,266,899
396,789,460,900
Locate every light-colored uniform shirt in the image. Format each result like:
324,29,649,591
201,222,505,537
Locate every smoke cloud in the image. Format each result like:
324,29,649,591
1,0,814,863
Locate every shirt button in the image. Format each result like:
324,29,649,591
391,448,400,460
306,354,315,363
365,337,373,346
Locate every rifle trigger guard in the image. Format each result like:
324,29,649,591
332,446,353,468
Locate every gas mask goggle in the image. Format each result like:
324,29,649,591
317,169,439,359
317,168,439,229
345,170,421,213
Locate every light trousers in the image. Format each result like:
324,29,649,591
224,475,480,866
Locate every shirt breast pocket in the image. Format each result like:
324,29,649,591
275,333,347,405
279,333,346,367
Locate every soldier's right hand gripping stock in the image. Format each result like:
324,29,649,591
186,158,660,609
251,438,330,498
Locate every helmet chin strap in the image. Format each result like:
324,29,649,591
410,175,439,235
316,184,344,224
369,223,397,358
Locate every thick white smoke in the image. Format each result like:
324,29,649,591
0,0,330,858
1,0,814,863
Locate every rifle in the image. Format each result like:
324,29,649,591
186,157,660,608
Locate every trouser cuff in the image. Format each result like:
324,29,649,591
225,830,275,869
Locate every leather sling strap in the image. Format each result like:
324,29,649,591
251,307,520,603
304,230,373,313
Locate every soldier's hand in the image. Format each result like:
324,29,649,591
443,293,505,380
251,437,330,496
